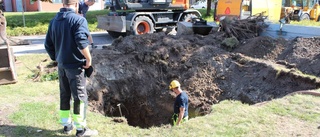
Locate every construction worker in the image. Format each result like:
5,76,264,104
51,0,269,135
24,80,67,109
44,0,98,136
169,80,189,126
78,0,96,48
78,0,95,18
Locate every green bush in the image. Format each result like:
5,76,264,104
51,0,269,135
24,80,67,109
41,71,59,81
4,10,109,36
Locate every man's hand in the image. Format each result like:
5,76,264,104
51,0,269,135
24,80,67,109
83,60,91,69
48,61,58,67
81,46,92,69
176,107,185,126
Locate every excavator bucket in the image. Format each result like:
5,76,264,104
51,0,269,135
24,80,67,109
192,18,214,35
0,10,17,85
0,46,17,85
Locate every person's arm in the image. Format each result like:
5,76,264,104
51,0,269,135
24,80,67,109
44,22,55,61
176,107,185,125
81,46,91,69
74,17,91,68
88,34,93,44
88,34,96,48
78,2,83,16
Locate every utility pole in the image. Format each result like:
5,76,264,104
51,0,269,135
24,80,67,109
21,0,26,27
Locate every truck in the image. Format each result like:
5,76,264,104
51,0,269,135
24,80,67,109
97,0,203,38
281,0,320,22
214,0,282,22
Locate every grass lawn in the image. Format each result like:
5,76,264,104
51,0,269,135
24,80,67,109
1,8,320,137
0,54,319,136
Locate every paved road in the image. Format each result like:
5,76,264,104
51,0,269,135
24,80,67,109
10,32,113,56
260,23,320,40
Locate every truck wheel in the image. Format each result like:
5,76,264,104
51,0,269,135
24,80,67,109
133,16,154,35
299,14,310,21
107,31,126,38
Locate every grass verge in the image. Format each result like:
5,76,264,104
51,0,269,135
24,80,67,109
0,54,320,136
4,10,109,36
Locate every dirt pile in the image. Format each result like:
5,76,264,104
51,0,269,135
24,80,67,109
86,31,320,128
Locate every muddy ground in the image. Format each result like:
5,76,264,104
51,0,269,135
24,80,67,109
86,30,320,128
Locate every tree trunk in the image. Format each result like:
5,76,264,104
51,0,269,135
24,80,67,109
206,0,212,16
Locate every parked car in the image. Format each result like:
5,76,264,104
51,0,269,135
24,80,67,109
190,0,207,9
105,0,112,9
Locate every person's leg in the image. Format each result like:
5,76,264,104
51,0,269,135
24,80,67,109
58,67,73,134
182,116,189,123
66,68,98,136
171,113,178,126
65,68,87,129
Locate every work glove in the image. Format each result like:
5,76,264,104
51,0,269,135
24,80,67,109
48,61,58,67
85,66,93,77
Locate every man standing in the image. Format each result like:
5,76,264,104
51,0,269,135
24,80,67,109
78,0,95,47
169,80,189,126
78,0,95,18
44,0,98,136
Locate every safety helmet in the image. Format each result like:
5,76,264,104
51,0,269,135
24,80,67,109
169,80,180,90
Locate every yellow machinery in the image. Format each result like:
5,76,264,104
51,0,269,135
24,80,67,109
214,0,282,22
214,0,242,21
281,0,320,22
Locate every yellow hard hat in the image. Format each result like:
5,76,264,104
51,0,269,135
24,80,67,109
169,80,180,90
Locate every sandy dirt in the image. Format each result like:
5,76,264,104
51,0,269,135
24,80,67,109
85,29,320,128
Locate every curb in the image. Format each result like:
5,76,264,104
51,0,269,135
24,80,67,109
7,31,109,46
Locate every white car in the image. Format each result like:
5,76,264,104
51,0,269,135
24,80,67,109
190,1,207,9
104,0,112,9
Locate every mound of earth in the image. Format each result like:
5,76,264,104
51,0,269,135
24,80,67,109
86,31,320,128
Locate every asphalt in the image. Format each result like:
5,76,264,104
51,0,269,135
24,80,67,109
10,31,111,44
9,32,113,56
260,22,320,40
10,23,320,56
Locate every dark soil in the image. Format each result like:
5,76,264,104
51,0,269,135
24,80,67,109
86,31,320,128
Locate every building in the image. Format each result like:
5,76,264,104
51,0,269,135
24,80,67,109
3,0,104,12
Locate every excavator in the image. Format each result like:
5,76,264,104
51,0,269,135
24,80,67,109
97,0,212,37
281,0,320,22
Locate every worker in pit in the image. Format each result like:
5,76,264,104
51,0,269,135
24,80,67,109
169,80,189,126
